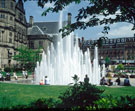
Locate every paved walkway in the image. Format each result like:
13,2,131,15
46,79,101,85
111,77,135,86
1,76,135,86
0,75,34,85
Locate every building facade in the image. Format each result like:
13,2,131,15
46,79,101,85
81,36,135,64
27,13,71,53
0,0,27,69
0,0,72,69
27,19,59,53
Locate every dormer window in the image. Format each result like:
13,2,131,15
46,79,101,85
42,27,47,31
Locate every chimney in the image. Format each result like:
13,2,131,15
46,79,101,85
29,16,33,26
68,13,72,25
82,37,84,42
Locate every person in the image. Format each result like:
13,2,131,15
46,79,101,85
13,72,18,80
40,79,44,85
32,72,34,80
0,72,4,81
22,69,25,78
115,77,121,85
108,78,113,86
83,74,90,86
25,71,28,79
84,74,89,84
0,73,2,80
124,76,131,86
5,72,11,81
100,77,108,85
100,77,105,85
45,76,50,85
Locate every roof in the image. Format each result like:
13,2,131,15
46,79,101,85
28,21,67,36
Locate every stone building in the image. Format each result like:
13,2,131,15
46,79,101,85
80,36,135,64
27,17,58,53
27,13,71,53
0,0,72,69
0,0,27,69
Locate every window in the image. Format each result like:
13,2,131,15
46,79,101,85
14,52,16,56
117,39,120,43
30,41,34,49
14,33,18,41
8,60,11,64
113,39,116,43
9,32,12,37
1,0,5,8
0,14,5,19
9,38,12,43
10,2,13,10
39,41,43,47
19,13,23,21
10,16,13,21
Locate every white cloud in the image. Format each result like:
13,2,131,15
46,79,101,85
97,23,135,38
44,3,54,8
108,24,134,38
81,10,121,23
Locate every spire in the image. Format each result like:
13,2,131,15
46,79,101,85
16,0,25,14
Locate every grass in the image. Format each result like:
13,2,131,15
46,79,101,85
0,83,68,108
98,86,135,97
0,83,135,108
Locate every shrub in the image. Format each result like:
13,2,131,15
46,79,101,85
12,67,22,72
94,95,118,109
4,67,12,72
94,96,135,110
30,98,56,109
58,75,104,109
117,96,135,109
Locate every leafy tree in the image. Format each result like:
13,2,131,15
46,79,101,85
13,46,42,71
24,0,135,37
95,36,108,48
116,63,124,71
105,56,110,67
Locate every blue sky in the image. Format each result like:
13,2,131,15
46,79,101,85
24,1,135,40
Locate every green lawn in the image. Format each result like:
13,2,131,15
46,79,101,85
0,82,135,108
98,86,135,97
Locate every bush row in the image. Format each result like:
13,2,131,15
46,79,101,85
1,95,135,111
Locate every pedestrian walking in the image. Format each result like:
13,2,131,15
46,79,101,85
13,72,18,80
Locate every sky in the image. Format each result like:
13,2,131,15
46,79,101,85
24,1,135,40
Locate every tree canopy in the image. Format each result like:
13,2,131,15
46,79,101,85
13,46,42,71
25,0,135,37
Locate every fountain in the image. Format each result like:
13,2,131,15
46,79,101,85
34,11,101,85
